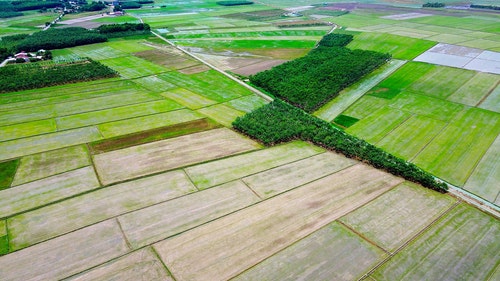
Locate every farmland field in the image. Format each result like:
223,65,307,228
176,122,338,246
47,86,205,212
0,0,499,280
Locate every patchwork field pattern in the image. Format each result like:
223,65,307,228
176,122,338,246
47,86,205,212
0,1,499,280
339,60,500,204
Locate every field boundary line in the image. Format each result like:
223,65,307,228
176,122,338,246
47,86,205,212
115,218,133,250
337,220,390,255
240,180,264,200
150,31,274,103
358,199,461,280
476,79,500,107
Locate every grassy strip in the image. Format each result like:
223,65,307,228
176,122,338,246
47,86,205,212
0,159,19,190
0,58,117,93
233,100,448,192
88,118,221,154
0,235,7,255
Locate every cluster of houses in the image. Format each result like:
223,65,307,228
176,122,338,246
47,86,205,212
0,50,49,66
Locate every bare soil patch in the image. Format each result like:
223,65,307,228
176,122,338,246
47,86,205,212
178,64,210,74
232,59,287,76
134,49,199,69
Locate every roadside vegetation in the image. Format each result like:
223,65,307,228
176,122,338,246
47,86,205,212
0,58,117,93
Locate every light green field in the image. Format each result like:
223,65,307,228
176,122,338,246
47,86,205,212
464,135,500,202
91,15,140,24
161,87,217,109
57,98,182,129
223,95,269,113
479,84,500,113
185,141,325,190
347,32,435,60
377,115,446,160
372,203,500,280
388,92,465,122
158,70,253,102
173,39,317,49
69,44,128,60
346,107,412,143
341,182,456,252
131,76,177,92
0,119,56,142
406,65,477,100
100,56,169,78
342,96,390,119
412,108,500,186
0,127,102,161
12,145,90,186
105,39,156,53
408,15,499,32
368,62,435,99
97,109,203,139
196,104,245,127
174,30,328,39
447,72,499,106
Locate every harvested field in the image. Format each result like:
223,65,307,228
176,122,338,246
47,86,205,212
231,59,286,76
233,221,385,280
154,164,403,281
93,128,260,185
341,182,456,252
178,64,211,74
8,170,196,250
371,203,500,280
66,248,172,281
185,141,324,190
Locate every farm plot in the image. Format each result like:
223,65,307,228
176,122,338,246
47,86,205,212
376,115,446,160
479,84,500,113
447,72,499,106
463,135,500,203
93,128,261,185
8,170,197,251
157,70,254,102
346,32,435,60
412,107,500,187
233,222,386,281
345,106,412,144
133,49,201,70
371,203,500,281
154,163,403,281
11,145,90,186
99,56,169,79
173,39,317,50
340,182,456,252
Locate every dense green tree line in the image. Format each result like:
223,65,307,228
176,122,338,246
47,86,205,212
10,1,60,11
217,1,254,6
318,33,353,47
470,4,500,10
422,2,445,8
0,11,23,18
16,27,107,51
0,58,117,93
250,46,390,112
80,1,107,12
233,100,448,192
97,23,150,34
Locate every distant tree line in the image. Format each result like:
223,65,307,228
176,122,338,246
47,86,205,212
249,37,390,112
1,23,151,56
216,1,254,6
0,58,118,93
233,100,448,193
470,4,500,10
422,2,445,8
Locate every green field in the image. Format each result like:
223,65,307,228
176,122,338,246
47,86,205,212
346,32,435,60
412,108,500,186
